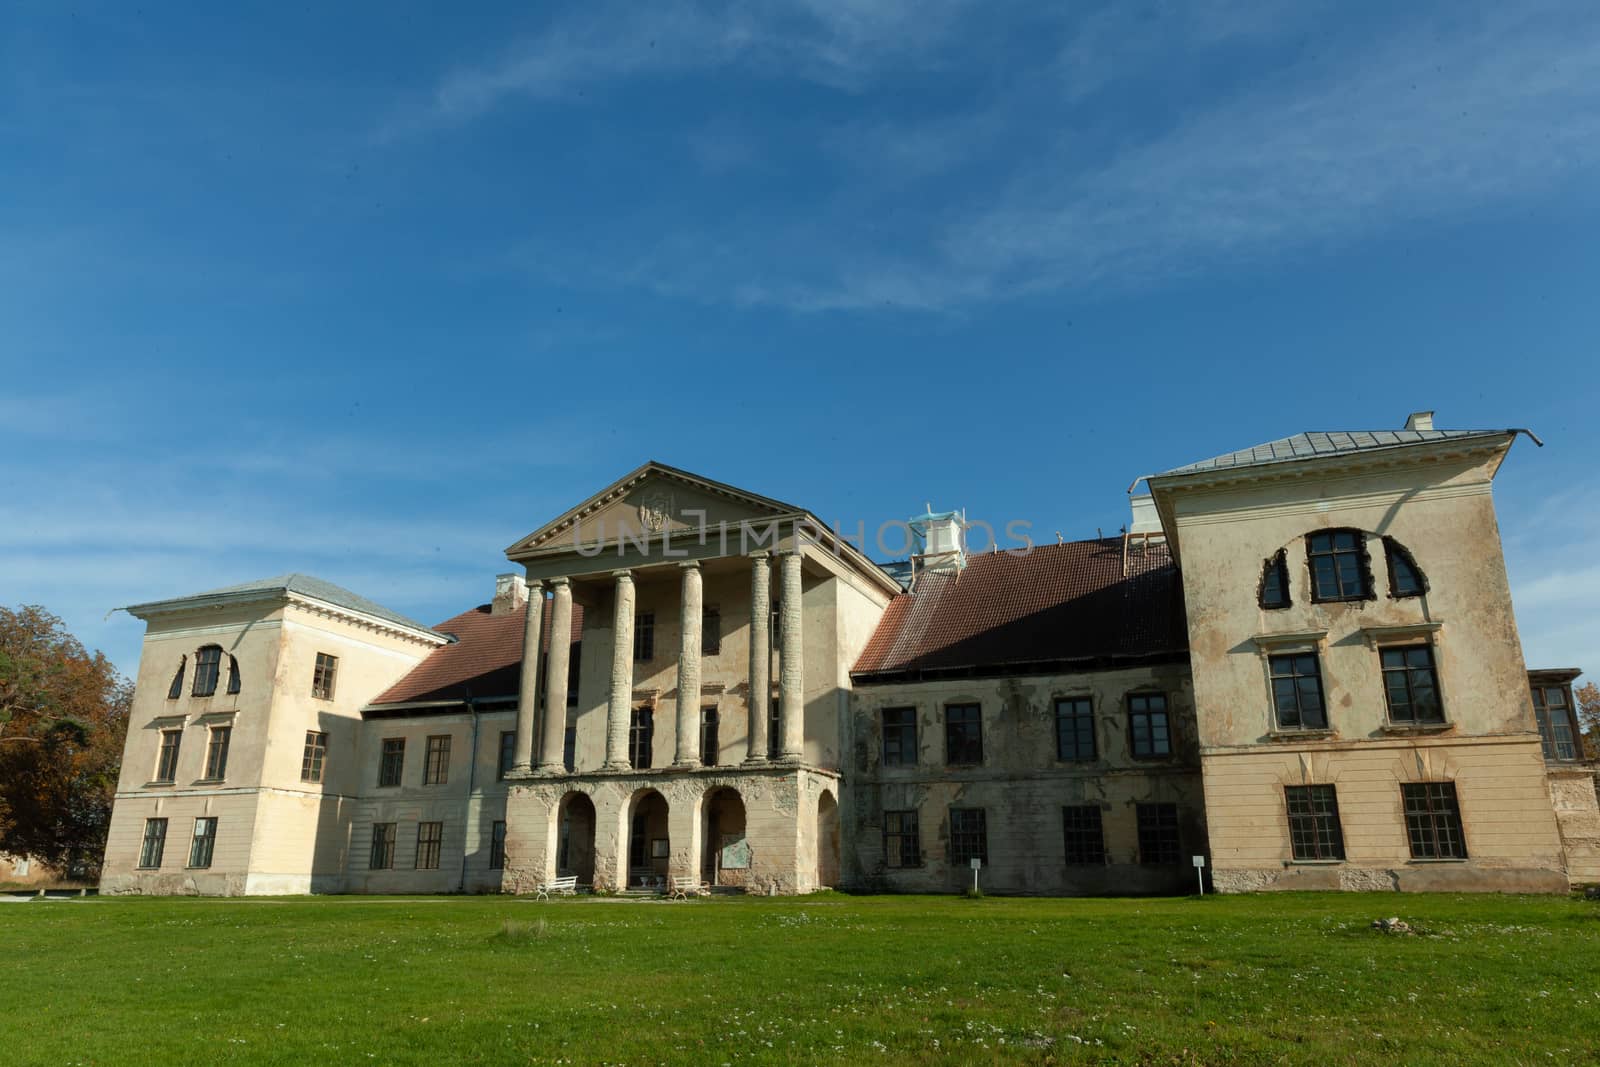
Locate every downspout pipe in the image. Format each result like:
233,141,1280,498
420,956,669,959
459,691,481,894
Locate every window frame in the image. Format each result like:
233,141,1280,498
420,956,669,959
489,820,508,870
423,735,452,786
767,698,781,761
154,728,182,784
139,817,168,869
1136,802,1181,864
1054,697,1096,762
1380,643,1445,724
700,705,720,766
629,706,654,770
563,723,576,772
880,706,918,767
369,822,396,869
634,611,655,662
883,809,921,869
1382,537,1428,599
192,645,223,698
378,737,405,788
1127,692,1172,760
312,652,338,700
1401,781,1468,860
944,703,983,766
225,655,241,695
188,816,218,869
1268,652,1329,731
497,730,516,780
1258,549,1292,610
415,821,444,870
948,807,988,866
1284,785,1345,861
1062,805,1106,865
1532,685,1581,762
1306,529,1374,603
167,657,186,700
203,724,232,781
702,606,721,656
301,730,328,783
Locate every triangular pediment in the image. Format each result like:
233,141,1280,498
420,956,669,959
505,462,804,559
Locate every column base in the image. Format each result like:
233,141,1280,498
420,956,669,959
505,763,534,780
602,760,633,772
670,760,700,770
532,762,565,776
741,755,770,767
775,752,804,766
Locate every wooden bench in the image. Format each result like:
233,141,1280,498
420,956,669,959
534,874,578,900
668,875,710,900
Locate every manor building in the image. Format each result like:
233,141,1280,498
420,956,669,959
100,413,1600,895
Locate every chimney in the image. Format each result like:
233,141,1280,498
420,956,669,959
1128,494,1164,541
909,505,966,574
492,573,528,616
1404,411,1435,432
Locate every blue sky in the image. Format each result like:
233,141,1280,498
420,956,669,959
2,0,1598,680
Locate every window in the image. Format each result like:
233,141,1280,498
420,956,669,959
312,653,338,699
1128,693,1172,759
883,810,921,868
1307,530,1371,602
1055,698,1096,761
629,707,654,769
226,655,241,695
489,821,507,870
1533,686,1580,761
949,807,987,866
1381,645,1443,723
498,730,516,780
629,812,648,870
563,723,576,772
1269,653,1328,730
1401,782,1467,859
369,823,396,869
768,699,781,760
203,725,231,780
301,731,328,783
139,818,168,868
634,612,654,662
423,735,451,785
944,704,983,765
702,607,721,656
1062,806,1106,865
188,817,217,869
1285,785,1344,861
881,707,917,766
378,738,405,787
1259,549,1291,609
192,645,222,697
416,822,443,870
700,706,719,766
167,657,186,700
1137,803,1181,864
155,729,182,783
1383,537,1427,598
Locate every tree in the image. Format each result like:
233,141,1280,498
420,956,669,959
0,605,130,878
1577,681,1600,762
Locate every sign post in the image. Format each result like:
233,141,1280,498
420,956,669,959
1192,854,1206,896
970,857,982,894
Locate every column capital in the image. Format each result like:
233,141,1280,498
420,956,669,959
778,546,805,558
748,550,771,561
548,575,570,589
611,568,634,581
678,559,701,571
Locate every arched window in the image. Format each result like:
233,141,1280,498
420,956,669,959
1258,549,1291,609
226,655,242,695
1306,529,1373,602
192,645,223,697
1383,537,1428,598
167,657,186,700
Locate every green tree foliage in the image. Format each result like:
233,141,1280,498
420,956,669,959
0,605,130,877
1576,681,1600,761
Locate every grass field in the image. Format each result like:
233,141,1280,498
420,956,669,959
4,892,1597,1065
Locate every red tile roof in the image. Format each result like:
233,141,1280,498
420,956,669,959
370,599,583,706
852,538,1187,679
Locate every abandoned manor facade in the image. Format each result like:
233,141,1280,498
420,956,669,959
100,413,1600,896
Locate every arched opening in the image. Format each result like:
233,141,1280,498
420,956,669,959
625,789,670,889
816,789,840,889
556,792,596,886
701,787,749,887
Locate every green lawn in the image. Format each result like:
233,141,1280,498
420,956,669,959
4,892,1597,1065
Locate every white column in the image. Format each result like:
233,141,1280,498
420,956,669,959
604,569,636,770
744,552,770,765
536,578,573,774
777,550,804,764
510,579,544,775
674,561,702,768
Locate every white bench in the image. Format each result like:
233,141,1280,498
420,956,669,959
534,874,578,900
668,875,710,900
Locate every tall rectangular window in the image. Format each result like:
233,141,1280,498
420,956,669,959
1062,806,1106,865
1128,693,1171,758
700,706,720,766
139,818,168,869
563,723,576,772
768,699,781,760
1307,530,1371,602
1285,785,1344,861
1137,803,1180,864
883,810,921,868
702,607,721,656
225,655,241,695
192,646,222,697
1402,782,1467,859
634,612,655,662
301,731,328,783
1269,653,1328,730
949,808,987,866
312,653,338,699
489,821,507,870
378,738,405,787
1055,698,1096,761
369,823,396,869
203,725,231,780
1532,686,1580,761
155,729,182,783
424,735,452,785
629,707,654,769
188,817,217,869
416,822,443,870
880,707,917,766
1381,645,1443,723
944,704,983,765
497,730,516,780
